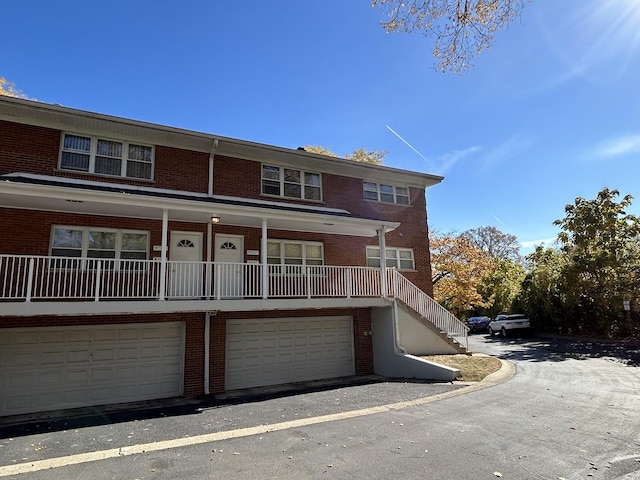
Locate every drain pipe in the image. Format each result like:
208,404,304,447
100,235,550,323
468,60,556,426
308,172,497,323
204,312,211,395
391,299,407,354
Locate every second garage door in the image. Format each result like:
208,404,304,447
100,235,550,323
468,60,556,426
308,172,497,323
225,316,354,390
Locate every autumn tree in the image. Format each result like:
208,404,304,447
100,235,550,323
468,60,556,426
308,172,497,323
372,0,529,74
430,231,492,317
0,77,24,98
304,145,387,165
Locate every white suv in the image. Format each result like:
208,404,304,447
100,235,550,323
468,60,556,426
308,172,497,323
488,314,531,337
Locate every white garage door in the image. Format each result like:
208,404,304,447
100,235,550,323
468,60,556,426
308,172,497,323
225,316,354,391
0,322,185,417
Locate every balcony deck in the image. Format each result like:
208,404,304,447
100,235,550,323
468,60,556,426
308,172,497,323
0,254,467,350
0,255,392,316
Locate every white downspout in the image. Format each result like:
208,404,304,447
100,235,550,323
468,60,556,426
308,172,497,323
208,139,218,197
378,226,388,298
261,218,268,299
391,299,407,354
204,312,210,394
158,209,169,300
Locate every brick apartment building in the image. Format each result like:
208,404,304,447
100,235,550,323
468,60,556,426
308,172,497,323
0,96,467,418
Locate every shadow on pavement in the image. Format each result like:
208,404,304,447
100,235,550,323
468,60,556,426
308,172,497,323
480,333,640,367
0,375,457,439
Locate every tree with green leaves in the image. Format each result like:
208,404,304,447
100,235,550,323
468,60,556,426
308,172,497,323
514,245,568,333
553,188,640,335
304,145,387,165
478,257,525,318
372,0,529,74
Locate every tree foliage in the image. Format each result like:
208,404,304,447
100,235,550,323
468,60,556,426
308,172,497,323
0,77,25,98
515,188,640,336
430,189,640,338
514,245,567,332
462,225,521,262
304,145,387,165
430,231,492,317
372,0,528,74
551,188,640,335
478,257,525,318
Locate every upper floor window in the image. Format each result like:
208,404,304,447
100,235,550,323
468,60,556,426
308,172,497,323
366,246,415,270
60,133,153,180
266,240,324,266
363,182,409,205
262,165,322,201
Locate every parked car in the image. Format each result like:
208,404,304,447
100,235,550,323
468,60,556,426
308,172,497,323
488,314,531,337
466,316,491,334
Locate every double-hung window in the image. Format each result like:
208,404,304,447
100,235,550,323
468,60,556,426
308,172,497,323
262,165,322,201
363,182,409,205
60,133,153,180
366,247,414,270
51,226,149,269
266,240,324,266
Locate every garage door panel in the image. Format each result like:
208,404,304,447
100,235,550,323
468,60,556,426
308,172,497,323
226,316,354,391
0,323,185,416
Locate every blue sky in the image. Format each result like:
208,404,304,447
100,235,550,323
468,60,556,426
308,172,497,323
4,0,640,252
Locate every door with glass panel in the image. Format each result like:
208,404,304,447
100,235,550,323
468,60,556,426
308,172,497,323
214,234,244,298
169,232,203,298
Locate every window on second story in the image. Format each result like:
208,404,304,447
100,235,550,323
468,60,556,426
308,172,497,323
366,246,415,270
262,165,322,201
60,133,154,180
363,182,410,205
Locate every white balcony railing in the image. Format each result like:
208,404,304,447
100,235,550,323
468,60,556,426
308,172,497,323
0,255,385,302
0,254,467,349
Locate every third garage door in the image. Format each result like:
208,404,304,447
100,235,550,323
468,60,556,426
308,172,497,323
225,316,354,390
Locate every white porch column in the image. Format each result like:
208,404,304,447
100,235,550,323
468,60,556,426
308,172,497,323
158,209,169,301
378,226,388,298
261,218,268,299
206,220,212,299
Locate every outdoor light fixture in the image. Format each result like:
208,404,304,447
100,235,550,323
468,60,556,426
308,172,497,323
210,216,220,224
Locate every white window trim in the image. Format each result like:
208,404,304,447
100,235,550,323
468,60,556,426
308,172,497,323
261,164,323,202
59,132,155,180
363,181,410,205
366,246,415,270
50,225,150,269
266,239,324,266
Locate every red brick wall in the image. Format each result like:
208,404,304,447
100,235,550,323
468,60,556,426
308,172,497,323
0,121,60,176
0,120,209,193
0,119,434,294
153,146,209,192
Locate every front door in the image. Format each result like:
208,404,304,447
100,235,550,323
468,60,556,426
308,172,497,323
214,234,244,298
169,232,203,298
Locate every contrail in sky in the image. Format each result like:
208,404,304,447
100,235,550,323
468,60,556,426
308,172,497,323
385,125,429,162
493,215,505,225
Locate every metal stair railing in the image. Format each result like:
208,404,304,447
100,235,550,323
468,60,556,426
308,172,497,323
388,269,468,350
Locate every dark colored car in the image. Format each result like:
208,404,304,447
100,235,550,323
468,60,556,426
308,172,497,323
466,316,491,334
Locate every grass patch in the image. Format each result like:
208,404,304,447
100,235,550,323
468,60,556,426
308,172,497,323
420,354,503,382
